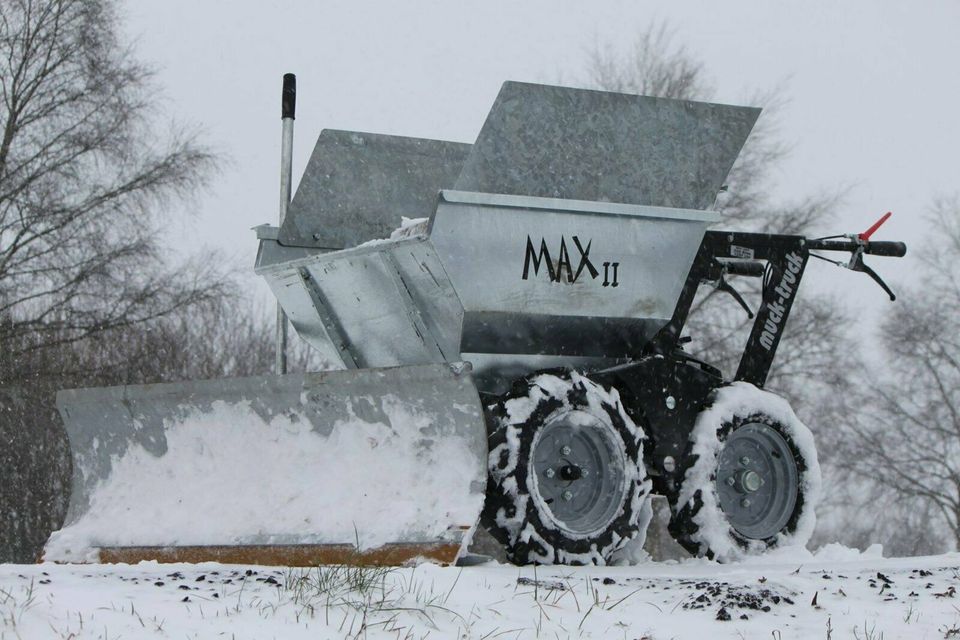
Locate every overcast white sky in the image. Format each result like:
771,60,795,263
122,0,958,318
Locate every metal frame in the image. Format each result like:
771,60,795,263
650,230,811,388
595,228,906,501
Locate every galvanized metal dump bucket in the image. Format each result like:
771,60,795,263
258,190,719,392
257,81,755,392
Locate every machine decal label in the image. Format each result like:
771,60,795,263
522,235,619,287
759,251,804,350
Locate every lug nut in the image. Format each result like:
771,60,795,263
581,468,589,477
726,476,736,487
741,498,751,508
544,468,555,478
740,456,750,466
562,490,573,501
561,446,572,456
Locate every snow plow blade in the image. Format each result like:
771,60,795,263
45,363,487,566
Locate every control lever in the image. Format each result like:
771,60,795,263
705,259,759,319
716,276,754,318
848,249,896,301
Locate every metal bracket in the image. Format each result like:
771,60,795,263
380,253,448,361
297,267,360,369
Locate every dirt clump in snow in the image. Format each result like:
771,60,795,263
681,580,796,621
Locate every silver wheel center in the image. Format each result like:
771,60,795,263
715,422,799,540
529,410,628,537
741,470,762,492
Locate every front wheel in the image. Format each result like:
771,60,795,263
481,371,651,565
669,382,821,561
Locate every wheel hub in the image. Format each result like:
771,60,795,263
530,410,628,537
715,422,799,540
558,464,583,481
740,470,763,492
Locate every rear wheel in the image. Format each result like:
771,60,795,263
669,382,821,561
481,371,651,565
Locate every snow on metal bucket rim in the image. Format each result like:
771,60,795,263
46,363,487,565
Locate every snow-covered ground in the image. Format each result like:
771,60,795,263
3,546,960,639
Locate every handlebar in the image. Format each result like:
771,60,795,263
701,227,906,313
805,239,907,258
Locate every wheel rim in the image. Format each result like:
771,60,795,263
715,422,799,540
529,409,628,537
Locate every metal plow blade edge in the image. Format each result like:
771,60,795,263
45,363,487,566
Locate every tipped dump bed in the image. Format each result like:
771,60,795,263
258,82,756,390
257,190,719,390
277,82,758,252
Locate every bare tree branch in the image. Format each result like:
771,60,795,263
0,0,221,359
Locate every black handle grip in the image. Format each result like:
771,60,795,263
864,241,907,257
282,73,296,120
725,260,766,277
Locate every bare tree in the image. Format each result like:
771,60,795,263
0,0,236,562
585,24,709,102
0,0,223,365
65,298,324,387
835,197,960,552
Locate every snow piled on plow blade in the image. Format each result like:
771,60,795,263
45,363,487,564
